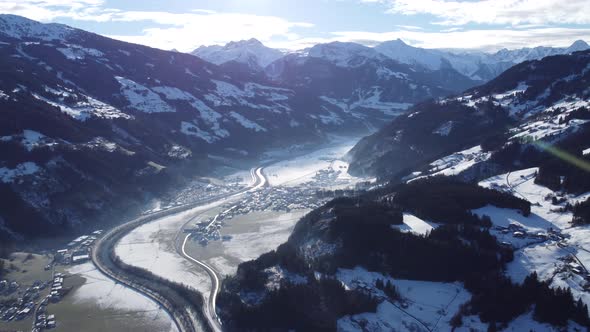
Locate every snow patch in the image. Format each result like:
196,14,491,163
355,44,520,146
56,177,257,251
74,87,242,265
229,112,267,132
0,162,40,183
34,91,130,121
115,76,175,113
392,213,438,235
433,121,454,136
180,121,215,143
57,44,104,60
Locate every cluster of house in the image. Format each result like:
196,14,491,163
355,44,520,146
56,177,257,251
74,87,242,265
0,279,46,323
49,273,65,302
0,279,19,295
1,300,34,322
562,256,588,277
0,272,67,330
162,179,247,208
54,230,102,266
186,220,228,246
33,311,57,331
496,223,564,243
232,185,325,215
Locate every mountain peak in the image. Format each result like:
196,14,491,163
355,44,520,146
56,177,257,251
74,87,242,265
567,40,590,52
192,38,283,68
307,41,382,67
0,14,74,41
226,38,264,48
393,38,408,46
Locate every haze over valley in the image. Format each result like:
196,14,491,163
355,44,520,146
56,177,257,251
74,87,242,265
2,1,590,331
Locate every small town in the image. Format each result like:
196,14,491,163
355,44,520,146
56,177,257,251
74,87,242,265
185,167,370,246
0,229,103,331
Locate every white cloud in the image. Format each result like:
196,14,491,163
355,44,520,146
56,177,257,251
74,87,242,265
0,1,314,52
107,12,313,51
368,0,590,26
1,0,588,52
328,27,590,51
0,0,106,22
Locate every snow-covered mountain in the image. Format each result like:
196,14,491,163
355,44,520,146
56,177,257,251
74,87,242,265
306,41,387,67
348,48,590,181
192,37,589,83
0,14,477,240
338,49,590,332
375,39,444,70
191,38,284,69
375,39,590,82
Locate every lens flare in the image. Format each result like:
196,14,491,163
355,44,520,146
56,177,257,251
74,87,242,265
534,141,590,172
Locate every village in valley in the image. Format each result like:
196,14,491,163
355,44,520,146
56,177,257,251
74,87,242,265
0,230,102,331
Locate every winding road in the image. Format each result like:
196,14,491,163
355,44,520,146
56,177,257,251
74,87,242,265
91,166,267,332
179,166,268,332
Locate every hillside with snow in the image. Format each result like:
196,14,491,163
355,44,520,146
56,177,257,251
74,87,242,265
0,14,483,240
348,47,590,180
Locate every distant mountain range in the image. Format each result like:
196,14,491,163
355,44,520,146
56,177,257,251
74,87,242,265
0,14,474,239
193,38,589,82
1,13,587,240
218,45,590,332
347,47,590,182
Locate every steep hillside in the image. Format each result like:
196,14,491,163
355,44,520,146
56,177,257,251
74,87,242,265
0,15,476,240
348,49,590,180
218,177,589,331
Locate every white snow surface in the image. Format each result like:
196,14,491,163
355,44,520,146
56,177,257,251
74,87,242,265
57,44,104,60
0,162,40,183
392,213,438,235
116,202,226,303
34,90,130,121
264,137,360,187
410,145,491,181
220,210,309,267
67,262,177,332
0,14,74,41
433,121,454,136
180,121,216,143
208,80,292,112
21,129,47,151
229,111,267,132
477,168,590,315
192,38,283,68
264,265,307,291
115,76,176,113
152,85,228,138
336,267,471,332
308,42,383,67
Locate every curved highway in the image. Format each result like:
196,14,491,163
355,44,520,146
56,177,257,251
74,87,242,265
92,166,267,332
179,166,268,332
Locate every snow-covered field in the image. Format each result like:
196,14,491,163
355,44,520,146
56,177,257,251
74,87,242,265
184,209,310,277
67,262,177,332
407,145,491,182
264,136,363,187
335,266,586,331
391,213,438,235
220,210,309,267
475,168,590,314
336,267,471,332
115,202,228,303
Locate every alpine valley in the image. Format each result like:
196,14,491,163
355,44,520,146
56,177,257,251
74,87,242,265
2,11,590,332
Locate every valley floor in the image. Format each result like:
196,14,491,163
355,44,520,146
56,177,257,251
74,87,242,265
0,135,368,331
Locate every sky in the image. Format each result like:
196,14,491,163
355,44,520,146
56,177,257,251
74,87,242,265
1,0,590,52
